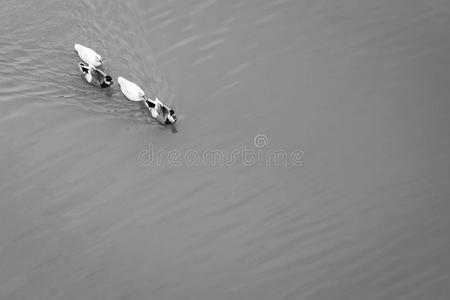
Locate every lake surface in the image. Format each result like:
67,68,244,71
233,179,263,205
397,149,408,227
1,0,450,299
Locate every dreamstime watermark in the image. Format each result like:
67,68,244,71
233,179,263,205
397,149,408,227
138,134,304,167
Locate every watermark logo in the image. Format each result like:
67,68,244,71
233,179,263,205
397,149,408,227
138,134,303,167
254,134,269,148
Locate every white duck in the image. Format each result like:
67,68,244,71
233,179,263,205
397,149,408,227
117,76,159,118
74,43,103,67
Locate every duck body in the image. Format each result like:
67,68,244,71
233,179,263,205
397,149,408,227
74,43,103,67
117,76,146,101
154,97,177,124
79,62,113,88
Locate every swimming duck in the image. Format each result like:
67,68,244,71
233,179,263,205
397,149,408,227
117,76,177,124
148,98,177,124
117,76,159,118
74,43,103,67
79,62,113,88
154,97,177,124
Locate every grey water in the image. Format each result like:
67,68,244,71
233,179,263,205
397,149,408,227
1,0,450,299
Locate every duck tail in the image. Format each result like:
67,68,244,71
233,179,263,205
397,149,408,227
78,62,89,74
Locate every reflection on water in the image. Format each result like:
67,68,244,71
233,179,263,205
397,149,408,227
1,0,450,299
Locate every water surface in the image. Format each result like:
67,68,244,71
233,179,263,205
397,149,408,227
1,0,450,299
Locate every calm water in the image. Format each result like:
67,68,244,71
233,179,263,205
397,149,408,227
1,0,450,299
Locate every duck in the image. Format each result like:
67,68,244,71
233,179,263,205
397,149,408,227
117,76,146,101
79,62,113,88
154,97,177,124
117,76,177,124
74,43,103,67
117,76,159,118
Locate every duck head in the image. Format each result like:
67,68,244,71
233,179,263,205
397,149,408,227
100,75,114,88
105,75,113,85
138,91,146,100
95,55,103,65
164,108,177,124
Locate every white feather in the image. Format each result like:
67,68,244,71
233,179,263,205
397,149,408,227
74,43,102,67
85,72,93,83
117,76,145,101
150,108,159,118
